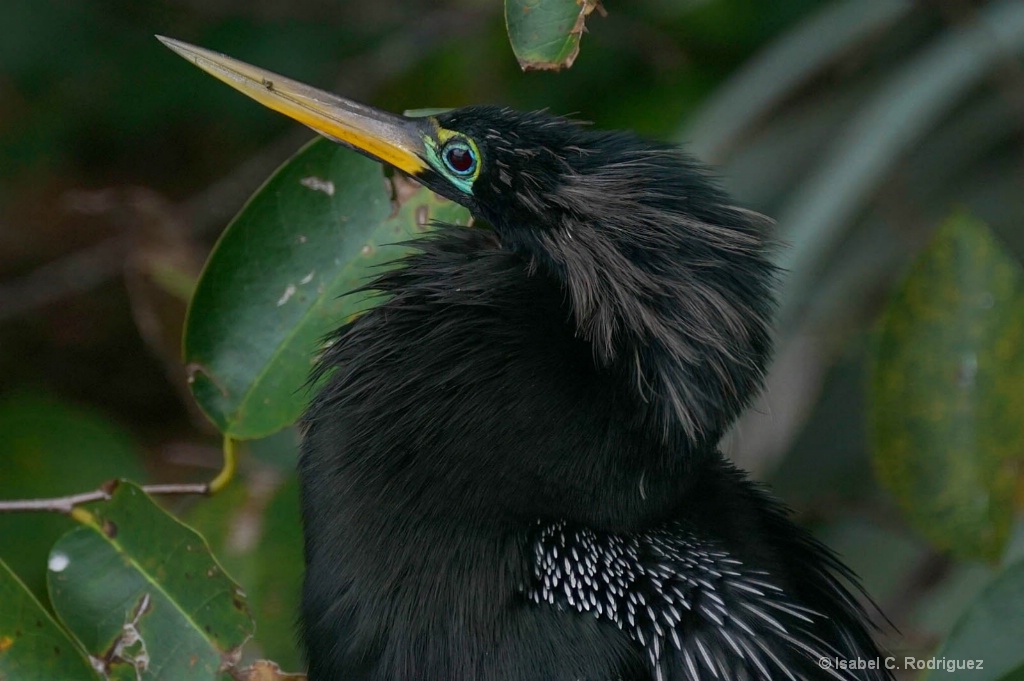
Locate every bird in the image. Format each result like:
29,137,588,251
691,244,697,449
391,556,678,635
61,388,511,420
159,37,892,681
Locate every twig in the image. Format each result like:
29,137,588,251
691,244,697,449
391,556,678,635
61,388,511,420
1,436,237,514
0,235,132,323
0,481,210,514
0,139,303,326
180,131,310,237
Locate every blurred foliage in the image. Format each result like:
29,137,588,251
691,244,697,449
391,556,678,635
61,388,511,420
870,212,1024,563
933,558,1024,680
0,395,146,598
2,0,1024,679
188,473,304,670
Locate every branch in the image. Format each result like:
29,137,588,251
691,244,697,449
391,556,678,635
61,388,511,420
0,235,132,324
0,481,210,514
1,436,236,514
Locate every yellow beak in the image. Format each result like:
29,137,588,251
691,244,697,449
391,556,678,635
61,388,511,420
157,36,430,176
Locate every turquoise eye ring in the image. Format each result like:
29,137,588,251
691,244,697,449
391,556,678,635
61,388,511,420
442,139,478,176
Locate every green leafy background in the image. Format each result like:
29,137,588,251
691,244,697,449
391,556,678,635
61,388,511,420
3,1,1024,679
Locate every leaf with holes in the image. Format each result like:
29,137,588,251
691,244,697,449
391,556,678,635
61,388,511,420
47,482,253,680
0,558,100,681
870,211,1024,561
505,0,604,71
184,138,469,439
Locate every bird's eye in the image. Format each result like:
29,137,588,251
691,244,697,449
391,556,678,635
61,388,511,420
442,140,477,176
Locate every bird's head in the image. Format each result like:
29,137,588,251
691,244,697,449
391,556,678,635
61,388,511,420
160,37,777,445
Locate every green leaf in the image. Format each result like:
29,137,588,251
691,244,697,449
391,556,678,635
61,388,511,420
0,394,146,600
504,0,604,71
184,138,469,439
0,558,99,681
47,482,253,681
186,474,304,670
932,560,1024,680
870,212,1024,561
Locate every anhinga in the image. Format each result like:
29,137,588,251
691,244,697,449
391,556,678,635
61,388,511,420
160,36,891,681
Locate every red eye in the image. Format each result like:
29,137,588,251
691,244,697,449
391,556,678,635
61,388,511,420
442,142,477,176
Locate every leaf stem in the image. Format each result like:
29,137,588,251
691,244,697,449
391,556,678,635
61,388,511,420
208,436,238,494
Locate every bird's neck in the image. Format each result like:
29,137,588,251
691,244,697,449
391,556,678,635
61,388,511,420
468,138,777,446
503,215,775,449
308,226,711,534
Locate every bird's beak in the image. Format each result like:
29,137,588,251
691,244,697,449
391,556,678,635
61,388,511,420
157,36,430,177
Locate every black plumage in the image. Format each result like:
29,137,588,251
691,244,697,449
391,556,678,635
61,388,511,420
155,38,891,681
299,108,889,681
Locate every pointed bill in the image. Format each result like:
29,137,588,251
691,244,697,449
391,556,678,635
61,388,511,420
157,36,430,176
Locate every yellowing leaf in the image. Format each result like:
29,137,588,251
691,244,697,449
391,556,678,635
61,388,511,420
870,211,1024,561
